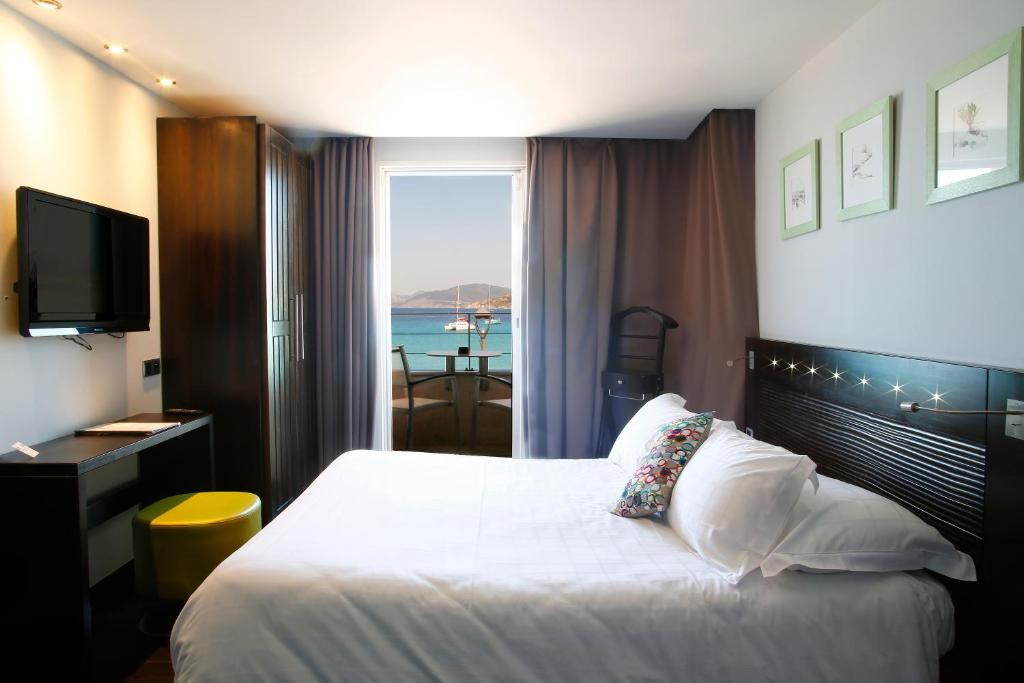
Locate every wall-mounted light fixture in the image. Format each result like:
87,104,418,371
32,0,62,9
901,400,1024,441
104,44,128,55
156,77,176,87
725,351,755,369
899,401,1023,416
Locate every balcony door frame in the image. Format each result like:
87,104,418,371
374,160,526,457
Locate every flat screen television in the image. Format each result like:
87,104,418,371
17,187,150,337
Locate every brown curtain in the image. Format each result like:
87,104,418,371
310,138,377,469
523,140,619,459
523,110,757,458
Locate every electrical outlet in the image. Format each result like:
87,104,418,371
1007,399,1024,441
143,358,161,378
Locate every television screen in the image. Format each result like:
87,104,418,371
17,187,150,337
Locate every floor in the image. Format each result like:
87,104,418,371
123,644,174,682
90,564,176,682
393,372,514,457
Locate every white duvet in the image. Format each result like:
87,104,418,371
171,451,954,683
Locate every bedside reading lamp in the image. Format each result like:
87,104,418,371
901,400,1024,441
899,402,1024,416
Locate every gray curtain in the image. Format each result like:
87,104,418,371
311,138,377,469
523,140,619,458
522,110,757,459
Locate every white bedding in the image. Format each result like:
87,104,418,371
171,451,954,683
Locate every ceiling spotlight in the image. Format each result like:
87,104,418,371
32,0,63,9
104,44,128,55
157,77,177,87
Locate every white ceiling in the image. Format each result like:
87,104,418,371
7,0,877,139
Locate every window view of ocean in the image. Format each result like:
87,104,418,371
392,308,512,372
389,174,514,375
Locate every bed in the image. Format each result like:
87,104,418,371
172,450,953,682
171,337,1016,681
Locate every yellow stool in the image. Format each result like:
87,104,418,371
133,492,261,601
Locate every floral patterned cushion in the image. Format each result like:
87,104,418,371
611,412,714,518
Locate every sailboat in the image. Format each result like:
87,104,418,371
443,285,475,331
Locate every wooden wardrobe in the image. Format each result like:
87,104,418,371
157,116,317,521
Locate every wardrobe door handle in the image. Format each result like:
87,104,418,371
288,296,297,361
298,293,306,361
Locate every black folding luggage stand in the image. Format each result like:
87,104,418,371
597,306,679,455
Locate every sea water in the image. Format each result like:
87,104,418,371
391,308,512,372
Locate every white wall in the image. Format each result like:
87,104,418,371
374,137,526,164
756,0,1024,369
0,5,185,449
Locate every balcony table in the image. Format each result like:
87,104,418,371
425,349,503,376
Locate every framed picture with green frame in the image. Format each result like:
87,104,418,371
926,28,1022,204
836,96,894,220
780,140,820,239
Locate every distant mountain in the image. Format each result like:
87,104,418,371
469,292,511,309
393,283,511,309
391,290,424,305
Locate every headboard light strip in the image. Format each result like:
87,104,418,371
746,338,990,562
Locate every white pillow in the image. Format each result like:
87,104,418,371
760,475,977,580
666,426,818,584
607,393,735,471
607,393,689,471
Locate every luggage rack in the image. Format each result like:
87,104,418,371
598,306,678,453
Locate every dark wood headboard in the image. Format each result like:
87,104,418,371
744,338,1024,677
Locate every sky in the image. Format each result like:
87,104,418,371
390,174,512,295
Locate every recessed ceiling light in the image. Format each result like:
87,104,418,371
32,0,63,9
104,44,128,55
157,77,177,87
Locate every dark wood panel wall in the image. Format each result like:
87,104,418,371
294,152,318,492
158,117,264,501
982,369,1024,678
263,127,296,516
157,117,315,522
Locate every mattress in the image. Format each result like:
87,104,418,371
171,451,955,682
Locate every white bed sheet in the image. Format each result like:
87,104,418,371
171,451,954,683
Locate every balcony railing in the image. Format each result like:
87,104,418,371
391,309,512,372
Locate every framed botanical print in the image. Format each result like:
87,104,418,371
926,28,1022,204
836,96,894,220
780,140,820,239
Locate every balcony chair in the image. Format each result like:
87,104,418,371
392,345,462,450
472,375,512,451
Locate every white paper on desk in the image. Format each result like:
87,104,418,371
11,442,39,457
82,422,180,434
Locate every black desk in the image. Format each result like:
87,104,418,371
0,412,214,678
